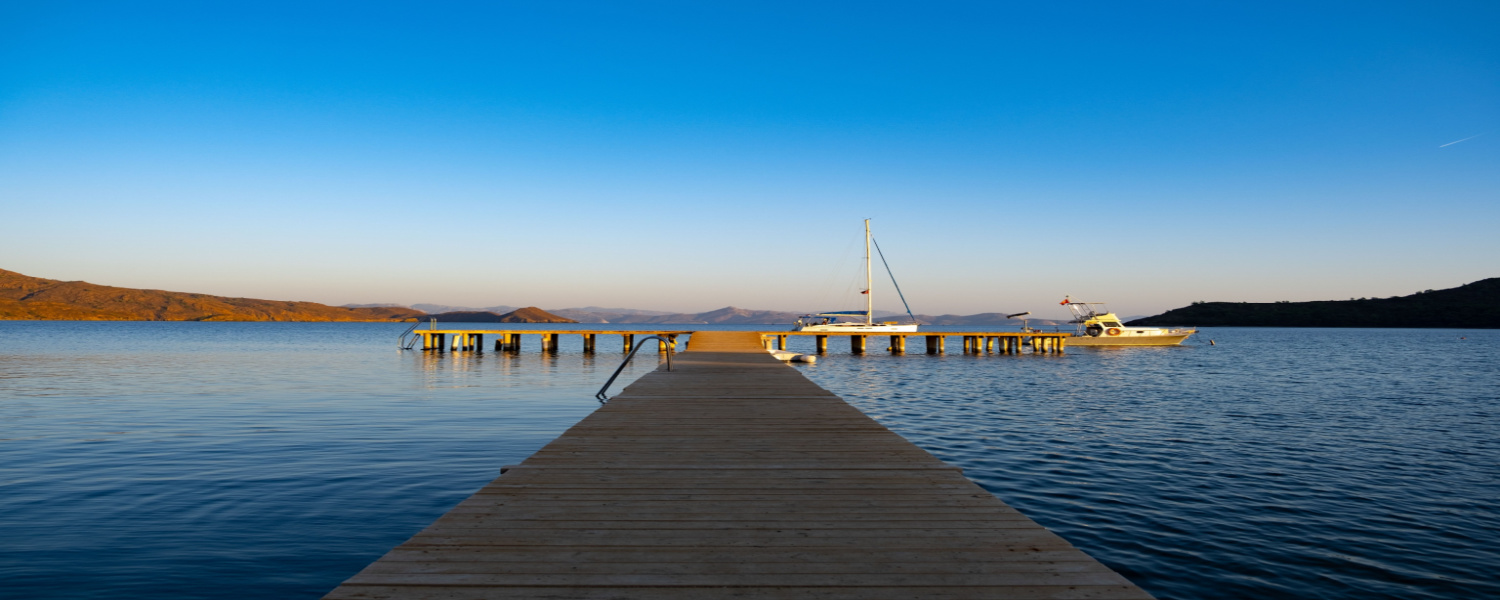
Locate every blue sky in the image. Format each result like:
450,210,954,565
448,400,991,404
2,1,1496,317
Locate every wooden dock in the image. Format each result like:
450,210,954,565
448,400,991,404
762,331,1069,355
410,329,1069,355
411,329,693,353
329,331,1149,599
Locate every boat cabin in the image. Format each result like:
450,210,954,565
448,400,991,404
1063,297,1135,337
795,311,868,327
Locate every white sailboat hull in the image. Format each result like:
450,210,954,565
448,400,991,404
793,323,919,333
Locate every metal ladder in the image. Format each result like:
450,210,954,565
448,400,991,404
398,318,436,350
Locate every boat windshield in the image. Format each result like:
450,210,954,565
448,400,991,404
1064,301,1109,323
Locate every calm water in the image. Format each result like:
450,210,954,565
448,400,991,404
1,322,1496,599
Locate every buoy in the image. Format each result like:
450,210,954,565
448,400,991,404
1209,340,1216,346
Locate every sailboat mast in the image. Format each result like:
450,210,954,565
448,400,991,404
864,218,872,325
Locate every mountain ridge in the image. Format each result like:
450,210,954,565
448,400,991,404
425,307,578,323
0,268,423,322
18,267,1492,325
1,265,1049,324
1128,278,1500,328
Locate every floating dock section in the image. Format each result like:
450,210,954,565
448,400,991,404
328,331,1149,599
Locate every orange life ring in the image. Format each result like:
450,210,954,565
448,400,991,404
1106,328,1122,336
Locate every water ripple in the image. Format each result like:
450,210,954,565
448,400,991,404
791,328,1500,599
1,323,1496,599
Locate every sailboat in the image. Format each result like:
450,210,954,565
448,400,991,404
792,219,920,333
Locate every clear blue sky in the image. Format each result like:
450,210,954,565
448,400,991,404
3,1,1496,318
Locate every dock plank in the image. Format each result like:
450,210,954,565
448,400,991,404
324,331,1150,599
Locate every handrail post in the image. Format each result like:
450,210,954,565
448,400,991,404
596,335,674,403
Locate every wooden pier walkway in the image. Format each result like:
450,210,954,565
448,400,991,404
327,331,1150,599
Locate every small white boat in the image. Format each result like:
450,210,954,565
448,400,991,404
1061,296,1196,346
793,219,920,334
768,349,818,362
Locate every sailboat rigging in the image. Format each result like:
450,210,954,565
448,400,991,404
792,220,920,333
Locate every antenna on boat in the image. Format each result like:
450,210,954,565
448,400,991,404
1006,311,1033,333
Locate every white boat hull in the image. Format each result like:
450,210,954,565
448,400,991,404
768,349,818,362
1068,331,1194,346
792,323,919,333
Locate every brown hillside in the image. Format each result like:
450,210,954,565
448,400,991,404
0,268,425,322
497,307,577,323
424,311,511,322
563,306,803,324
424,307,576,323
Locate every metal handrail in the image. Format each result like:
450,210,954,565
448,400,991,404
397,322,421,349
595,335,674,404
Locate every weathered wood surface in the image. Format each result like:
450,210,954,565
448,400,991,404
325,331,1151,599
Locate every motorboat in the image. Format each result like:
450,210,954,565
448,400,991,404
1061,296,1195,346
793,219,919,333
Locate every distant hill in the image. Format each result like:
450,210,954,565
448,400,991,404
908,313,1066,326
0,268,424,322
427,307,577,323
409,303,520,315
548,306,678,322
1128,278,1500,328
546,306,802,324
555,306,677,317
619,306,801,324
2,265,1175,326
